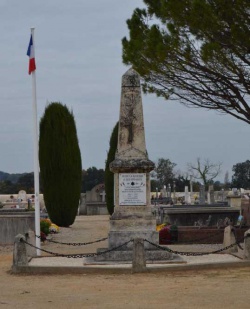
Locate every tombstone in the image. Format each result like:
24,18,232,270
85,184,108,215
78,193,87,215
209,185,215,204
199,185,205,204
184,186,189,204
232,188,239,196
100,191,106,202
95,68,174,262
207,191,211,204
18,190,27,202
167,184,171,198
162,185,167,198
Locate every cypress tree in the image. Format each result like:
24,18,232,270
39,102,82,227
105,122,118,215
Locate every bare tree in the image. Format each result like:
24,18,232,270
188,158,221,189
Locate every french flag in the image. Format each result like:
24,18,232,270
27,34,36,74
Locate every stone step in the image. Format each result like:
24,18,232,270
95,248,173,261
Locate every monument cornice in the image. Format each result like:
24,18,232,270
109,158,155,173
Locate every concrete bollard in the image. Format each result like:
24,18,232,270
12,234,28,271
243,229,250,260
132,238,147,273
223,225,238,253
25,229,37,258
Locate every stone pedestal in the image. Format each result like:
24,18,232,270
227,195,241,208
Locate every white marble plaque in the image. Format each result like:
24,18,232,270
119,173,146,205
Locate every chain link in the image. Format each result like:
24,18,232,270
35,235,108,246
144,236,247,256
22,234,250,258
21,238,133,258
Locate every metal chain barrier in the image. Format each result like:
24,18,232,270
21,238,133,258
35,235,108,246
144,235,248,256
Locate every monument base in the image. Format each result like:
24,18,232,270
94,248,173,262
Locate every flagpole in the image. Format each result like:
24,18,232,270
30,27,41,255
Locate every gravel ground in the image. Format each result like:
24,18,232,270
2,215,250,309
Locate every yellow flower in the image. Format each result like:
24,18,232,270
156,224,166,231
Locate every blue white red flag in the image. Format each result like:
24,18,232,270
27,34,36,74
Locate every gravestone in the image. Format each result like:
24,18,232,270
78,193,87,215
162,185,167,198
18,190,27,202
184,186,190,204
85,184,108,215
95,68,174,262
199,185,205,204
167,184,171,198
207,191,211,204
209,185,215,204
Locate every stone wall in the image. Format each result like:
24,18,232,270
0,211,35,245
86,202,109,216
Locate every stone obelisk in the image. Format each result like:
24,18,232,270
96,68,172,261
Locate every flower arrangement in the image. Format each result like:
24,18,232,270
49,223,60,233
156,223,166,231
40,219,60,241
40,219,51,236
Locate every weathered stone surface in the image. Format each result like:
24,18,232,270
12,234,28,271
25,229,36,258
244,229,250,259
132,238,146,272
109,68,154,174
94,68,175,263
95,248,173,262
223,225,238,253
108,231,159,250
109,218,156,231
110,158,155,173
0,212,35,245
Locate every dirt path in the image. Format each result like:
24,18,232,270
1,216,250,309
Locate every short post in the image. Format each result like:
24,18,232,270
25,229,37,258
132,238,147,273
223,225,238,253
12,234,28,272
243,229,250,259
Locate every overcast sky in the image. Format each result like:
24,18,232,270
0,0,250,183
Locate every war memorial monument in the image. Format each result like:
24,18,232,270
95,68,177,262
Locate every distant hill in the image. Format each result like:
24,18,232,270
0,171,23,183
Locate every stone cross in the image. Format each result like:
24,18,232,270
100,191,106,202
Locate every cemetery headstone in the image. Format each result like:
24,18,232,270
162,185,166,198
199,185,205,204
18,190,27,202
209,185,215,204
